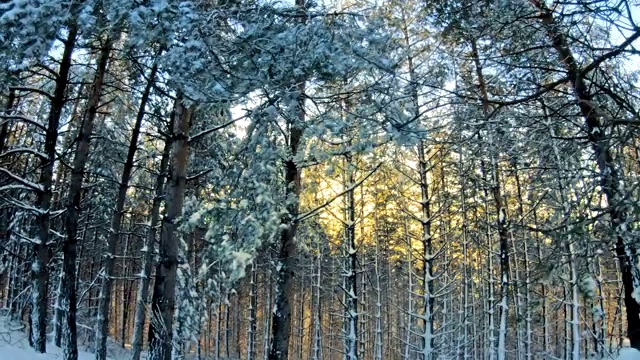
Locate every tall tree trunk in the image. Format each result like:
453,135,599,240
403,221,414,360
343,151,358,360
263,273,273,360
531,0,640,348
458,150,471,360
595,254,607,358
130,123,170,360
225,293,230,357
148,98,193,360
512,160,533,360
269,70,305,360
53,266,64,347
121,220,133,348
51,82,86,208
31,25,78,353
372,213,383,360
0,88,16,154
297,276,305,360
269,1,306,357
470,38,509,360
417,140,434,360
311,239,323,360
234,293,241,357
247,262,258,360
96,56,157,360
61,36,112,360
215,288,222,360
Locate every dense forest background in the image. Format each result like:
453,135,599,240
1,0,640,359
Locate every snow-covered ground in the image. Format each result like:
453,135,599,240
617,347,640,360
0,316,108,360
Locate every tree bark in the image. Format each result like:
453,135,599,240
0,88,16,154
148,98,193,360
247,262,258,360
268,1,307,358
343,152,358,360
95,55,157,360
61,36,112,360
130,112,169,360
530,0,640,348
269,75,305,360
417,140,435,360
470,38,509,360
30,25,78,353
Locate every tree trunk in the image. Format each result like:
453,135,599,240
470,38,509,360
268,1,307,357
51,82,86,208
512,161,533,360
225,293,230,357
0,88,16,154
148,98,193,360
263,273,273,360
121,220,133,348
372,212,383,360
247,262,258,360
312,238,323,360
269,80,304,360
97,56,156,360
30,25,78,353
531,0,640,348
343,152,358,360
60,36,111,360
404,222,413,360
458,150,471,360
417,140,434,360
130,130,169,360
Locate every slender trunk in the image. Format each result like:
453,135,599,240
531,0,640,347
417,141,434,360
596,254,607,358
343,151,358,360
148,99,193,360
402,17,435,355
52,82,86,208
569,243,580,360
247,262,258,360
53,268,64,347
312,239,323,360
121,222,133,348
215,285,222,360
297,275,305,360
404,222,413,360
513,163,532,360
4,243,19,314
546,111,582,360
60,36,111,360
130,121,170,360
0,88,16,154
31,26,78,353
470,39,509,360
98,57,157,360
459,151,470,360
225,293,230,357
510,231,522,360
269,1,306,357
264,274,273,360
269,75,304,360
373,218,383,360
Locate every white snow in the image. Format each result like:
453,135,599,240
0,317,114,360
617,347,640,360
0,343,104,360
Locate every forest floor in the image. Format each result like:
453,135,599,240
0,316,114,360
